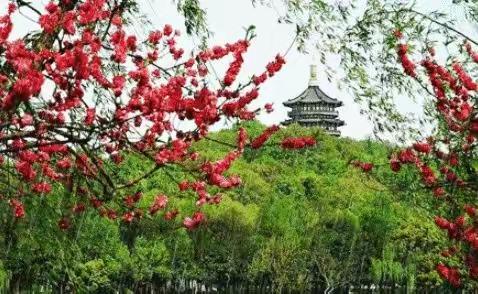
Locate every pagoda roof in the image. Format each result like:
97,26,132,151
283,85,342,107
283,118,345,126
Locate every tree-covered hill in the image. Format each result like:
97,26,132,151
0,122,448,292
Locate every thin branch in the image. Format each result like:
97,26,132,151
410,9,478,46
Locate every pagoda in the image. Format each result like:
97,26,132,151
282,65,344,136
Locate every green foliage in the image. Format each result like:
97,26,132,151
0,122,447,290
175,0,208,37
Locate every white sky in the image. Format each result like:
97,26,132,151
2,0,475,140
138,0,375,139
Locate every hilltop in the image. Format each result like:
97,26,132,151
1,122,446,292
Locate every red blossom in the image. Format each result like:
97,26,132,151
436,264,461,287
351,160,374,172
360,162,374,172
393,29,403,39
237,127,248,150
58,217,70,230
250,125,280,149
164,209,179,220
465,42,478,63
383,34,478,287
10,199,25,219
183,211,205,230
397,149,417,163
149,194,168,215
15,161,36,181
72,203,86,214
281,137,317,149
465,205,477,217
89,197,103,209
33,182,52,194
84,108,95,125
0,0,291,248
264,103,274,113
178,181,189,191
433,187,445,198
453,63,477,91
389,157,401,172
397,43,416,77
413,142,432,154
122,211,135,223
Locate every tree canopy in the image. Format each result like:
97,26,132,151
0,122,450,292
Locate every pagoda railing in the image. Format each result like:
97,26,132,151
325,129,341,136
287,110,339,118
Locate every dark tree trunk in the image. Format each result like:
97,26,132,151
8,273,21,294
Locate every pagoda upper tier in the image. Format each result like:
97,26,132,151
282,65,344,136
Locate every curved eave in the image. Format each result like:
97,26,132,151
292,118,345,126
283,88,308,106
283,86,342,107
284,100,343,107
282,119,294,125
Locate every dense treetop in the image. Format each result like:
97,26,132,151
0,122,450,292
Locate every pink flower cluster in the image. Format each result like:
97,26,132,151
0,0,287,231
280,136,317,149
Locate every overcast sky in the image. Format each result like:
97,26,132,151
136,0,375,139
2,0,474,140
